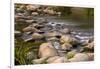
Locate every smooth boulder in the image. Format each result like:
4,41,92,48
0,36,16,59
47,56,68,63
60,35,79,45
38,42,58,58
61,43,72,51
68,53,91,62
32,33,44,40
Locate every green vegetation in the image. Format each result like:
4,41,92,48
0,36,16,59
15,38,42,65
58,7,94,21
15,22,43,65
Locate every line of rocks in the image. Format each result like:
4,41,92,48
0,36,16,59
15,4,61,18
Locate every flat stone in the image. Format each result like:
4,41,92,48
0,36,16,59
15,31,22,37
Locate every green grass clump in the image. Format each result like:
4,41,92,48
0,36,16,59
15,38,43,65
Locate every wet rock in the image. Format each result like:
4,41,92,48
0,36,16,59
81,37,94,46
47,37,59,41
86,53,94,61
25,19,36,23
80,40,89,46
15,14,32,20
15,18,26,22
84,41,94,50
15,31,22,37
51,57,68,63
46,56,60,63
34,25,44,29
26,5,37,11
45,31,61,38
38,42,58,58
29,23,44,29
60,35,79,45
47,56,68,63
83,37,94,44
32,33,44,40
68,53,90,62
22,26,40,32
60,35,70,43
43,9,56,16
76,46,84,53
61,28,71,34
37,18,48,24
52,41,61,50
56,12,61,16
15,14,23,19
66,50,77,59
15,8,25,13
31,23,40,27
61,43,72,51
21,33,33,42
32,57,48,64
31,12,39,16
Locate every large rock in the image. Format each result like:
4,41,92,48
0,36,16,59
25,19,36,23
38,18,48,24
32,33,44,40
38,42,58,58
22,26,40,32
61,43,72,51
68,53,91,62
29,23,44,28
34,24,44,29
81,37,94,46
47,37,59,41
66,50,77,59
84,41,94,50
46,56,60,63
86,53,94,61
43,9,56,16
26,5,38,11
32,57,48,64
15,31,22,37
60,35,79,45
51,57,68,63
47,56,68,63
45,31,61,38
31,12,39,16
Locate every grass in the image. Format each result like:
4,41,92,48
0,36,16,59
15,22,43,65
15,38,43,65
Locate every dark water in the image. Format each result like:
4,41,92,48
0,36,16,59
33,16,94,40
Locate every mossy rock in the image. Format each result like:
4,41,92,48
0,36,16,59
66,50,77,59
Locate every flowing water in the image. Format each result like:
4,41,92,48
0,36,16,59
36,16,94,40
41,16,93,56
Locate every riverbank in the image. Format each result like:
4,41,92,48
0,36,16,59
14,4,94,65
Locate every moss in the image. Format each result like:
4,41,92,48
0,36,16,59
66,51,76,59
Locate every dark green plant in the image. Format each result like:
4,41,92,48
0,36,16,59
15,39,42,65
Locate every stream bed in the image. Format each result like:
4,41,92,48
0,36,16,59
15,16,94,65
